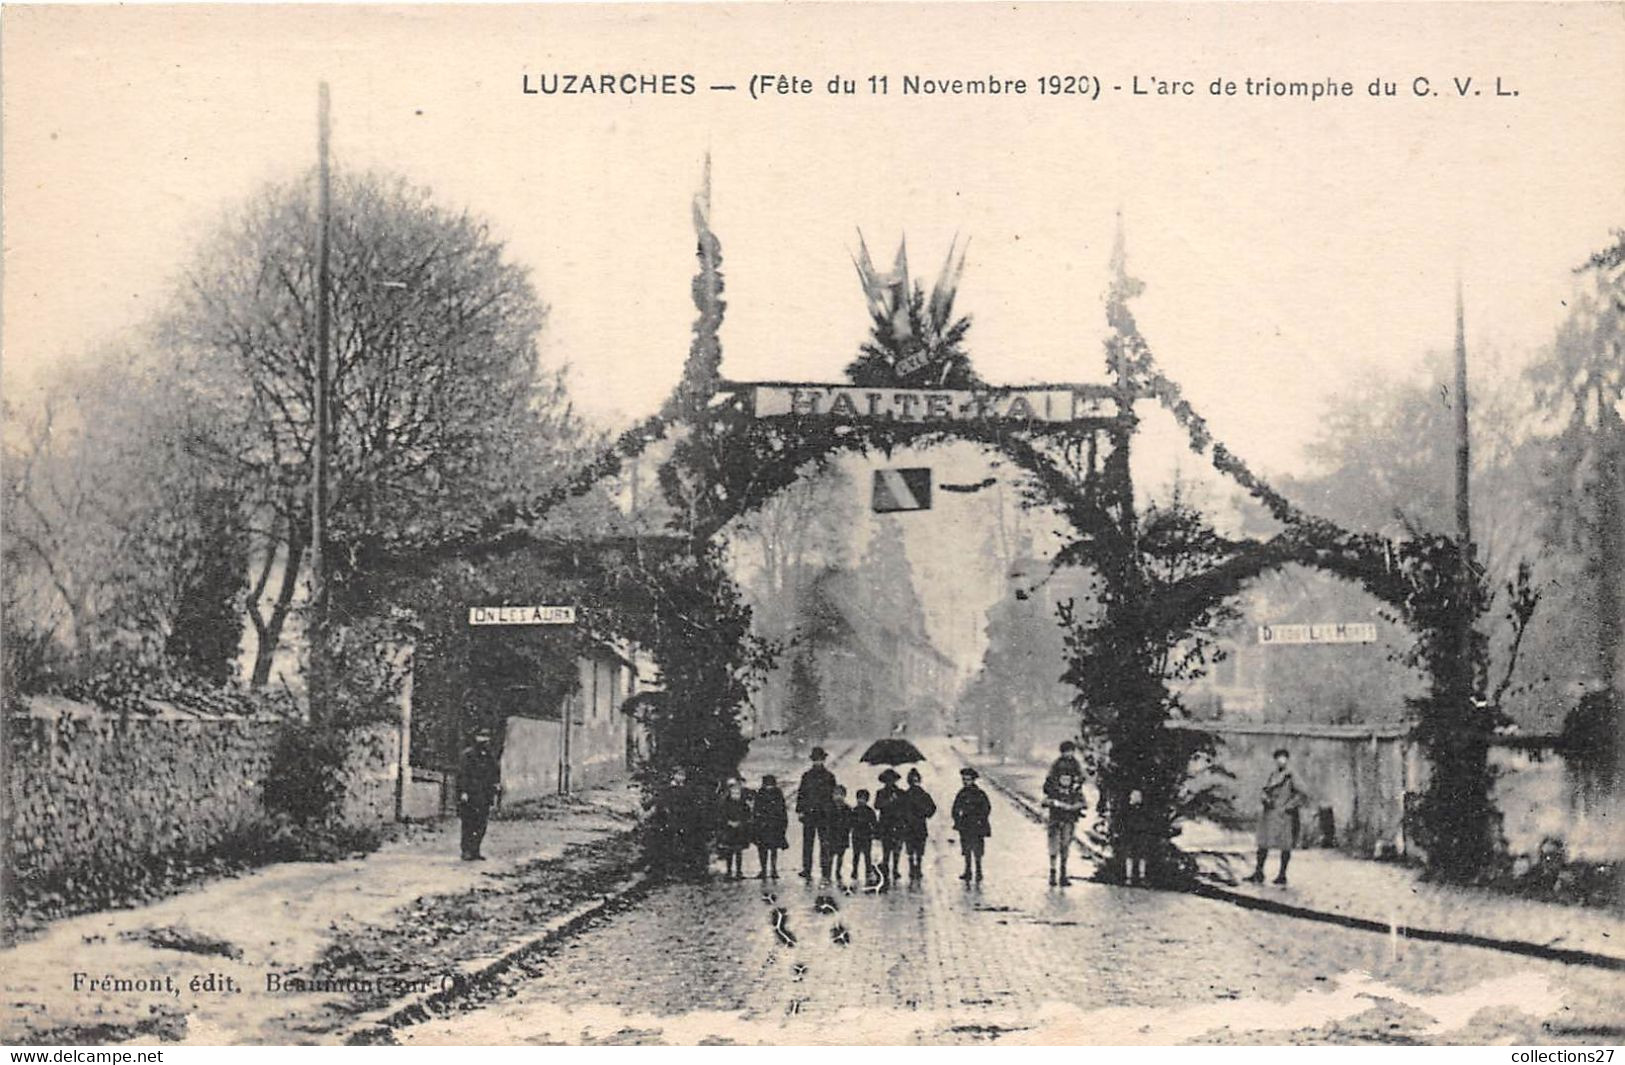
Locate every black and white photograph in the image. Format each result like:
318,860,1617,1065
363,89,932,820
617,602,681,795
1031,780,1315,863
2,2,1622,1049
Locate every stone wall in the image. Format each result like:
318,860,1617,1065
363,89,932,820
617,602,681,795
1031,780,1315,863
340,719,403,826
4,705,400,889
494,654,640,805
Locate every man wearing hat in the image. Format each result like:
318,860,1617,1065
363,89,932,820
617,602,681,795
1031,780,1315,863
951,767,992,882
796,746,838,881
458,724,502,861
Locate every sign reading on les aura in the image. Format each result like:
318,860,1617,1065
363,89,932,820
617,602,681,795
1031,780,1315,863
468,605,577,627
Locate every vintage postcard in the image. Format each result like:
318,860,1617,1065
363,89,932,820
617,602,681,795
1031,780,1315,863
2,2,1622,1049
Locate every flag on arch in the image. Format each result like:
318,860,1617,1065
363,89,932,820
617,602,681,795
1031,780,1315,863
872,468,933,513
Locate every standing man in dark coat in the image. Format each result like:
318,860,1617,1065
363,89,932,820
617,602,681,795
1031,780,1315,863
951,767,992,882
458,726,502,861
796,746,838,881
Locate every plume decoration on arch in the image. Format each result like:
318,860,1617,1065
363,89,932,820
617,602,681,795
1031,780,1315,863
668,152,726,421
847,231,981,390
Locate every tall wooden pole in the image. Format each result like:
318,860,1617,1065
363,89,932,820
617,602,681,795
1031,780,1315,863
1454,279,1471,556
1454,278,1475,695
1101,211,1144,883
1108,211,1138,557
310,82,333,720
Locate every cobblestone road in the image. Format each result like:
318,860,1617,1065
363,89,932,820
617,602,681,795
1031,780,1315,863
399,740,1623,1045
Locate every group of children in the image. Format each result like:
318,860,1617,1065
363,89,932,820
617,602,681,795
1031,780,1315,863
716,753,998,888
716,741,1172,889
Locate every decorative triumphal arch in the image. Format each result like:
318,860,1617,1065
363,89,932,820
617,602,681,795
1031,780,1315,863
462,176,1510,885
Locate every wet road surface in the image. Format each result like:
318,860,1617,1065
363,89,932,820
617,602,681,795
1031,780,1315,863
397,740,1623,1044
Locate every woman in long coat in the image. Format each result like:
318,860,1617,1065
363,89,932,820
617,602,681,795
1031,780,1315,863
1247,748,1307,885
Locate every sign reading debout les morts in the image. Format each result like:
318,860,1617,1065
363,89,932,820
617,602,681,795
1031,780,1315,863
1258,623,1378,645
468,605,576,626
751,385,1114,424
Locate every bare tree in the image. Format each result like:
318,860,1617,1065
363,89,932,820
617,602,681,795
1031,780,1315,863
1530,259,1625,707
3,348,240,675
731,461,856,613
162,168,583,685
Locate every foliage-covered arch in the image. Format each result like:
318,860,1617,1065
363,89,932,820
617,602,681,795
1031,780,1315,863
435,175,1521,884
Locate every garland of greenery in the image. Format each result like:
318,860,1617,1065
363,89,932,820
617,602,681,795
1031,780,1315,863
1069,233,1530,883
387,197,1525,886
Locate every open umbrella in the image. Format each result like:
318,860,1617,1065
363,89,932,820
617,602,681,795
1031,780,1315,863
860,737,927,766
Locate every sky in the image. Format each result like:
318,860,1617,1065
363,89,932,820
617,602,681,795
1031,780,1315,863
5,3,1624,668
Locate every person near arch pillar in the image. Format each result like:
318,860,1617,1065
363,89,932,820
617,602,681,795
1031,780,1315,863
752,773,789,879
1120,788,1152,886
716,777,752,879
1042,741,1087,886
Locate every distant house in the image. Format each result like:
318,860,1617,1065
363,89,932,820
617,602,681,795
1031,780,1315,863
794,567,958,736
1178,567,1416,724
493,639,655,805
401,634,656,819
396,536,676,819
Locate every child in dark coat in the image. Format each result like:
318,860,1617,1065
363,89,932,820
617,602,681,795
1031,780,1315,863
902,767,937,882
875,769,907,889
1120,787,1153,886
951,767,992,882
716,778,752,879
849,789,878,884
752,774,789,879
826,785,852,883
